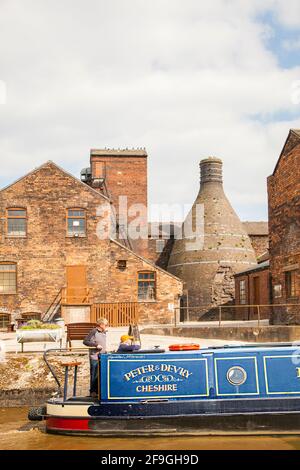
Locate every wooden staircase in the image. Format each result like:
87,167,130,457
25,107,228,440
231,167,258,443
42,289,62,323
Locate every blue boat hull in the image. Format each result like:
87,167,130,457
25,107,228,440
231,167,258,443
87,396,300,417
44,344,300,436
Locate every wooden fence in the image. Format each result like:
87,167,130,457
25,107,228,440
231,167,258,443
91,302,139,327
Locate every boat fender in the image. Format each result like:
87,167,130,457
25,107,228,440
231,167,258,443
28,405,47,421
169,344,200,351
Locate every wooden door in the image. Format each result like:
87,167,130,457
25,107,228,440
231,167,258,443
66,266,88,304
253,276,260,305
250,276,260,321
67,266,87,287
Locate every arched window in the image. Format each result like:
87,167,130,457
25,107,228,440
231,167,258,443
138,271,156,301
0,263,17,294
67,209,86,237
7,208,27,237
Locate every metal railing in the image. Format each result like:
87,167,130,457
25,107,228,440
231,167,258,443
44,347,92,398
174,303,300,328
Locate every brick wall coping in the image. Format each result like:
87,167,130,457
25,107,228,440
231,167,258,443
110,238,183,283
0,161,111,202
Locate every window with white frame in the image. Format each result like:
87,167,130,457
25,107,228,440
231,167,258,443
67,209,86,236
7,208,27,237
239,279,247,304
0,263,17,294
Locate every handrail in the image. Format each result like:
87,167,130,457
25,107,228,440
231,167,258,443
43,347,93,396
61,287,91,304
42,289,62,322
174,303,300,328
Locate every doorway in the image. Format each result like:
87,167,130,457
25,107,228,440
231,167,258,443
251,276,260,321
65,265,88,304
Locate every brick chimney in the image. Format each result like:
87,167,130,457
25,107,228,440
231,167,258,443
200,157,223,186
88,149,149,256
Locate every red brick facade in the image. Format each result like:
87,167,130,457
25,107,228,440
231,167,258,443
268,130,300,324
89,149,148,257
234,263,271,321
242,222,269,259
0,162,182,325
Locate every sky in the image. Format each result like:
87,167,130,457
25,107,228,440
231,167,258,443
0,0,300,222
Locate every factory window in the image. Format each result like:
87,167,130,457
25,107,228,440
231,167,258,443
0,263,17,294
117,260,127,271
0,314,10,329
273,284,282,299
138,271,156,301
7,208,27,237
239,280,247,305
67,209,86,237
286,270,297,299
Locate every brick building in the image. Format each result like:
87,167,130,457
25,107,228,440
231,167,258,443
81,149,148,257
268,129,300,324
234,128,300,324
242,222,269,260
0,161,182,326
234,261,271,321
0,144,271,328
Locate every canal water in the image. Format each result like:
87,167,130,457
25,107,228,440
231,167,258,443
1,408,300,450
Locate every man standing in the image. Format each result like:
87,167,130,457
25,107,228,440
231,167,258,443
83,318,108,398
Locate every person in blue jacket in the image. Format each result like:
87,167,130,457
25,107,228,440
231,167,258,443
117,334,141,353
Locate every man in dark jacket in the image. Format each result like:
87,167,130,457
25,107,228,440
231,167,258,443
83,318,108,398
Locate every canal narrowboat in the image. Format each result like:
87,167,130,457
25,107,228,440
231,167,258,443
42,343,300,436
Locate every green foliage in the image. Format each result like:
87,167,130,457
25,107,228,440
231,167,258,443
20,320,61,330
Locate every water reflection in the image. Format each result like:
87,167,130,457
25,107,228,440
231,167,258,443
1,408,300,450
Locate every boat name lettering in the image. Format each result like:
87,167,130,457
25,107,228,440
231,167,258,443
136,383,178,393
124,363,193,382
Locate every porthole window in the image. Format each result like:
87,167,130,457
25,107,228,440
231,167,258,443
227,366,247,386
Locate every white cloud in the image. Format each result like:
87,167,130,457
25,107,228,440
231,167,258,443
0,0,299,221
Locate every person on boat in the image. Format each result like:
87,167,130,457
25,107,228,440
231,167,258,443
117,334,141,353
83,318,108,398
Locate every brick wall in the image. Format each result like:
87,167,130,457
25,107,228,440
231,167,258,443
234,267,271,321
90,150,148,257
0,162,111,317
0,162,182,325
147,238,175,270
248,235,269,259
108,240,182,324
268,130,300,324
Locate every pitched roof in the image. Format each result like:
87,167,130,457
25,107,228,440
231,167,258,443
234,260,270,277
272,129,300,176
0,161,110,202
110,238,183,283
257,250,269,263
243,221,268,236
